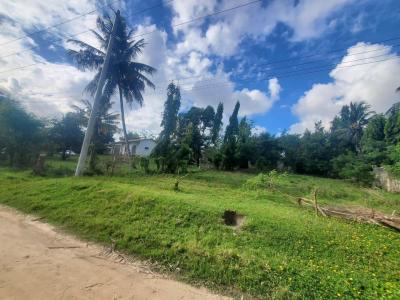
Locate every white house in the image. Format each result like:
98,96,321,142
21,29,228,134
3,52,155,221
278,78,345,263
110,138,156,157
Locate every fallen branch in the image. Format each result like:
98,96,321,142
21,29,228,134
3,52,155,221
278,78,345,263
377,219,400,232
300,201,400,232
281,187,400,232
48,246,81,249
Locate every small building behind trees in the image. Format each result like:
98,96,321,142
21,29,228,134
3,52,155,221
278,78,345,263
110,138,156,157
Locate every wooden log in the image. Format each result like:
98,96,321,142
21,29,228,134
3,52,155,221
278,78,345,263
377,219,400,232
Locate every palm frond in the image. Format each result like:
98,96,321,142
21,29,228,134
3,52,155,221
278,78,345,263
102,76,118,102
128,61,156,75
67,12,157,122
84,71,101,96
127,39,146,59
68,49,104,71
96,15,112,37
89,29,107,49
67,39,105,56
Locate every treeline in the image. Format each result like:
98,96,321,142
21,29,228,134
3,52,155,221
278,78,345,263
152,83,400,184
0,92,118,172
1,85,399,184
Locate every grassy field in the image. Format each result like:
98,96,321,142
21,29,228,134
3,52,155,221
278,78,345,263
0,158,399,299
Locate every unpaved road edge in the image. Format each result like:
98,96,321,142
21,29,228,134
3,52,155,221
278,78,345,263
0,205,230,300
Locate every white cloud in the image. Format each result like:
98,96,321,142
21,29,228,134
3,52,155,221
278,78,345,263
170,0,355,57
0,1,167,134
120,24,169,134
290,43,400,133
0,0,103,117
0,0,359,137
187,51,212,76
188,76,281,119
280,0,354,41
252,125,267,135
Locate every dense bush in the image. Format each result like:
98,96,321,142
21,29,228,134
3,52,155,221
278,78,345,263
140,157,150,174
244,170,287,190
0,96,44,167
331,152,374,186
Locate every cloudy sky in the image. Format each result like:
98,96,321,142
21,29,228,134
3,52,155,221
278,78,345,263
0,0,399,135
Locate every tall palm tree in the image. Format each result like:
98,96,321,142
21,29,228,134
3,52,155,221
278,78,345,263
334,102,373,152
67,12,156,161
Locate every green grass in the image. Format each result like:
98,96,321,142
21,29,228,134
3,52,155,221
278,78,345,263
0,161,399,299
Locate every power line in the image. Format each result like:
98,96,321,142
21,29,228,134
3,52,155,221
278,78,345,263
147,50,400,91
0,0,263,75
212,49,397,87
177,56,399,93
3,41,398,89
1,0,399,91
130,0,262,40
0,62,44,74
257,43,400,70
255,36,400,68
161,44,400,87
0,0,258,60
13,56,399,101
0,0,175,48
0,0,118,47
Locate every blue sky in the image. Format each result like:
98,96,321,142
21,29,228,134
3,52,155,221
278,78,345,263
0,0,400,136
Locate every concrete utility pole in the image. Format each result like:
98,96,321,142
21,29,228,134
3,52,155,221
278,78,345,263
75,11,120,176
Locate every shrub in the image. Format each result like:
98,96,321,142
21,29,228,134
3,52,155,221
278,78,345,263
388,162,400,179
0,96,44,167
178,160,188,174
331,152,374,186
212,151,223,170
140,157,150,174
244,170,286,190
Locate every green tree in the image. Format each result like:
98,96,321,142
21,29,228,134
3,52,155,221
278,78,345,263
360,114,388,165
300,122,332,175
201,105,215,133
152,83,181,172
222,101,240,170
72,99,119,154
278,132,302,172
49,113,84,160
331,102,372,153
236,117,253,169
331,152,374,186
224,101,240,143
126,132,141,140
177,107,204,166
384,102,400,145
211,102,223,145
0,96,43,167
253,132,281,171
67,12,156,161
159,83,181,141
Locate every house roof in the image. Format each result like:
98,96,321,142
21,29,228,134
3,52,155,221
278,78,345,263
112,138,156,145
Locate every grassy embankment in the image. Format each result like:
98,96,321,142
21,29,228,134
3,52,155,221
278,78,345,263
0,157,399,299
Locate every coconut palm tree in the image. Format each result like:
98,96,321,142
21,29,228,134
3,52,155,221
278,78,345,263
67,12,156,161
333,102,373,152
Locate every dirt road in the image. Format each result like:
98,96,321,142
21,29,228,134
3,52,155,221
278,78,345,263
0,206,229,300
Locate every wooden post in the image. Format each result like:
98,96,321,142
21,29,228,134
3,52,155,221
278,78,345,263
75,11,120,176
313,188,318,216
